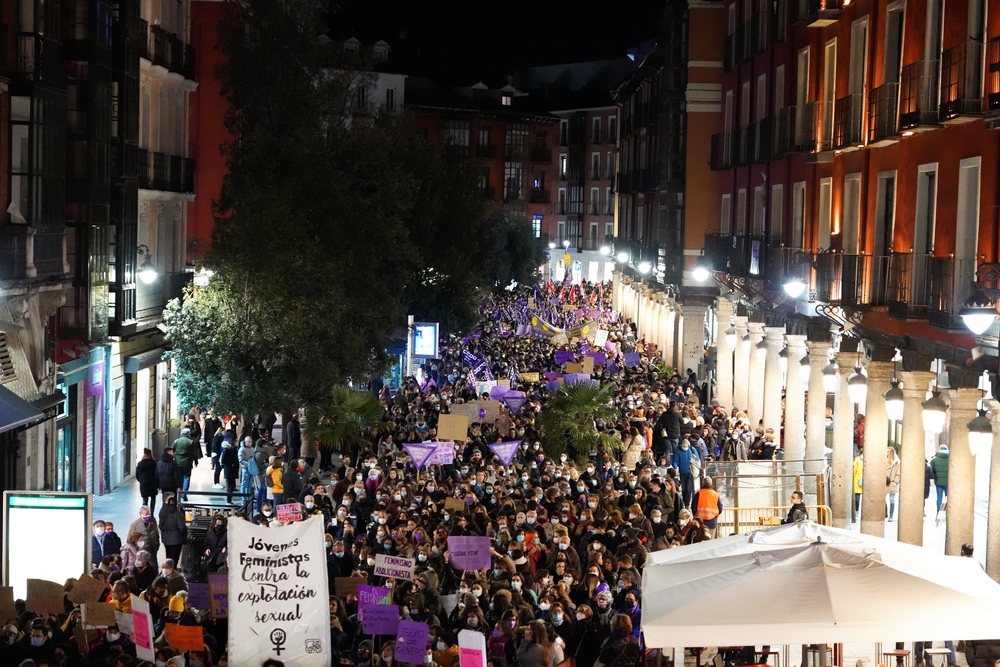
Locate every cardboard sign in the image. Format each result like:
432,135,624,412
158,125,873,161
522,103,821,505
395,620,430,664
335,576,365,598
437,414,470,441
449,401,500,424
68,574,107,604
131,594,154,662
581,356,595,374
564,362,584,374
551,333,569,346
425,441,455,466
444,497,467,513
527,297,535,309
276,502,302,522
208,572,228,618
165,623,205,652
447,536,491,570
83,601,118,628
361,603,400,634
374,554,415,580
562,303,577,311
519,372,539,383
0,587,15,625
26,579,65,616
497,379,509,388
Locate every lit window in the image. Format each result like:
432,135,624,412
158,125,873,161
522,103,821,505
502,94,512,106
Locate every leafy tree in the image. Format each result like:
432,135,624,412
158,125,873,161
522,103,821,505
536,382,623,464
303,386,385,461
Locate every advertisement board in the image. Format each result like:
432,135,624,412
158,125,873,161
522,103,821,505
412,322,439,358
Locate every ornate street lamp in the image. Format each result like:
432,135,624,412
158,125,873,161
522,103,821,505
922,390,949,434
884,380,904,422
968,409,993,456
822,362,838,394
847,366,868,405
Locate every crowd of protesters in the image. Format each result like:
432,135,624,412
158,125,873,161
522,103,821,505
6,280,785,667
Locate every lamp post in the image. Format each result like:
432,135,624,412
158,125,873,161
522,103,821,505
136,244,158,284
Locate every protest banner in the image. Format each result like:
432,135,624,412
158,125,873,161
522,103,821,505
208,572,228,618
447,536,491,570
624,352,641,367
564,362,584,374
473,381,497,396
68,574,106,604
131,594,155,662
488,441,520,467
501,395,527,416
545,380,562,392
497,379,509,388
459,629,488,667
585,351,607,367
335,577,364,598
115,611,134,636
444,497,467,513
26,579,65,616
489,384,508,400
550,332,569,346
519,372,539,383
276,502,302,523
425,441,455,466
165,623,204,652
593,329,609,348
563,373,595,385
187,582,210,611
554,350,575,364
357,585,391,620
227,515,331,666
82,602,117,628
403,442,437,468
436,414,469,441
395,620,429,664
361,603,400,635
374,554,415,580
448,401,500,424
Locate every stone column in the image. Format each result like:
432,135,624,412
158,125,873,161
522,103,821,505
946,387,981,555
987,401,1000,582
715,299,735,410
860,360,893,537
784,335,808,469
664,306,677,370
832,351,858,528
612,271,622,312
898,370,937,546
746,322,766,427
681,304,707,377
805,341,832,473
762,327,786,434
733,316,750,413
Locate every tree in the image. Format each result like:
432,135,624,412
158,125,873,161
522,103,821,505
303,386,385,461
536,382,623,464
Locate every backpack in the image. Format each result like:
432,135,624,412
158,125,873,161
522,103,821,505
247,452,262,476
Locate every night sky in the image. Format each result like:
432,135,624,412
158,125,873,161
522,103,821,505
330,0,664,78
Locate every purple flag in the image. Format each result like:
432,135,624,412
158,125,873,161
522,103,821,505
554,350,575,364
395,620,429,664
403,442,437,468
362,603,400,635
489,440,521,466
502,396,527,416
447,536,492,570
489,385,508,400
624,352,641,367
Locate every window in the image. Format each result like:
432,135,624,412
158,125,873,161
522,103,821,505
374,45,389,63
874,172,896,257
842,173,861,253
849,19,868,96
756,74,767,121
591,152,600,179
532,214,543,238
884,2,904,84
721,194,732,234
557,220,566,240
502,94,512,106
740,81,751,127
605,222,614,239
590,187,600,214
606,151,614,179
770,184,783,242
506,123,528,159
385,88,396,112
608,116,617,142
774,65,785,115
503,162,525,201
559,154,568,179
560,120,569,144
558,188,567,214
914,163,938,254
606,187,613,215
354,86,369,113
752,186,765,235
796,47,810,107
791,182,806,248
443,120,470,156
818,177,833,249
479,127,491,151
822,39,836,148
592,117,602,143
736,188,747,234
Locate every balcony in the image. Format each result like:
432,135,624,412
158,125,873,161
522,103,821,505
0,226,66,281
899,60,941,130
735,126,751,165
987,36,1000,120
138,149,195,194
16,33,64,86
752,119,772,162
841,254,891,307
832,94,865,150
888,252,933,319
529,189,550,204
763,246,805,292
772,107,797,155
740,21,753,61
146,25,196,80
724,33,741,72
868,83,900,145
751,11,768,54
476,144,497,158
796,102,821,153
796,0,841,27
928,256,977,330
710,132,733,170
939,41,984,122
531,147,552,162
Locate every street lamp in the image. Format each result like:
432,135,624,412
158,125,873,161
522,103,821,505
137,244,158,284
616,251,630,264
600,245,610,256
968,409,993,456
884,380,904,422
692,258,712,283
922,390,949,434
548,242,556,250
959,290,999,335
800,355,811,385
847,366,868,404
783,278,808,299
562,239,571,249
725,326,737,349
637,261,652,275
822,361,839,394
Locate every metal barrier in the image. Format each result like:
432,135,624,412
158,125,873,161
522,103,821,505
718,504,833,535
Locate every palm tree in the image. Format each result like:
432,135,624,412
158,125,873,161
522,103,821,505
304,386,385,461
537,381,622,464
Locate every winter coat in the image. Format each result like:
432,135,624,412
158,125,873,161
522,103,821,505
136,456,158,497
621,437,645,472
282,466,304,499
931,450,950,487
964,640,1000,667
156,453,179,492
128,515,160,555
173,436,195,469
158,504,188,547
598,632,641,667
674,445,694,476
886,454,901,494
220,443,239,471
203,525,228,568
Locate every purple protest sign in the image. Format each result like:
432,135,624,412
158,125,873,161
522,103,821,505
563,374,596,386
361,603,400,635
606,362,619,374
447,536,492,570
544,371,561,381
554,350,575,364
624,352,641,367
501,396,527,416
605,341,618,352
358,585,391,620
489,385,508,400
395,620,429,664
403,442,437,468
426,441,455,466
586,351,607,367
545,380,561,392
488,441,521,466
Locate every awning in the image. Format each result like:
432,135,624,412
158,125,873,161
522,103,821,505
32,390,66,420
124,348,165,374
0,385,44,435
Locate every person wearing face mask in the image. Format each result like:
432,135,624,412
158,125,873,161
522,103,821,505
158,558,188,596
202,514,228,571
375,639,398,667
432,631,459,667
127,507,160,568
265,455,285,506
157,494,187,565
460,605,489,640
23,624,55,663
515,619,552,667
673,439,697,508
355,640,375,667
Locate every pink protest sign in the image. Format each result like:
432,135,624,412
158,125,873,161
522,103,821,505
447,536,491,570
460,647,485,667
